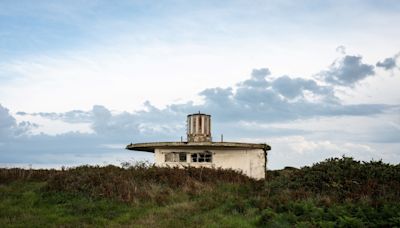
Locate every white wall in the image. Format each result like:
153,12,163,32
154,148,266,179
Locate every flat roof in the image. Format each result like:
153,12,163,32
126,141,271,153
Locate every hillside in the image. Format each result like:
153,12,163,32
1,157,400,227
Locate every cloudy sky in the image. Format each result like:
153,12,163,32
0,0,399,169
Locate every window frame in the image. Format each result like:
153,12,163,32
191,151,212,163
165,152,187,162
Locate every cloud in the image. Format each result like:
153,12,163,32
239,68,271,88
318,55,375,87
198,69,391,123
266,136,384,169
1,53,399,168
0,96,397,169
0,104,37,138
367,121,400,143
271,75,335,101
23,66,394,126
0,131,153,167
89,104,188,141
376,52,399,70
0,104,16,133
336,45,346,55
1,104,154,167
16,110,93,123
377,58,396,70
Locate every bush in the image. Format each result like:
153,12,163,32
1,156,400,226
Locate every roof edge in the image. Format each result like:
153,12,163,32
126,141,271,153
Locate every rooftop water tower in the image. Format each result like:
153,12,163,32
187,112,211,142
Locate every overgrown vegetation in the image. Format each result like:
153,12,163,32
1,157,400,227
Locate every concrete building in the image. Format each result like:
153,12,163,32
126,113,271,179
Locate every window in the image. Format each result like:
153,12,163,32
191,151,212,163
165,153,175,162
179,152,187,162
165,152,187,162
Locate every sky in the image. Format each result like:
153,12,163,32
0,0,399,169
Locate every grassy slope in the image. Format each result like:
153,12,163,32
1,157,400,227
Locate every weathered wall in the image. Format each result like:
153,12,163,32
154,148,266,179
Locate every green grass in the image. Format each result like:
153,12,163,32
0,182,141,227
1,157,400,227
0,181,258,227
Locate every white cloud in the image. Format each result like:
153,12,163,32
15,113,93,135
265,136,382,169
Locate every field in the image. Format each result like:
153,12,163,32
1,157,400,227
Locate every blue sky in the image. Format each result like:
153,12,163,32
0,0,399,169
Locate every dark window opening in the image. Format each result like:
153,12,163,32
179,152,187,162
191,151,212,163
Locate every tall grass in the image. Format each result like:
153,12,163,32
1,156,400,227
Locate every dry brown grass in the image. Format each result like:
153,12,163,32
1,164,257,205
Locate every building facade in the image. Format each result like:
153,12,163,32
126,113,271,179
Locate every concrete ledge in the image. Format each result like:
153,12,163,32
126,141,271,153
